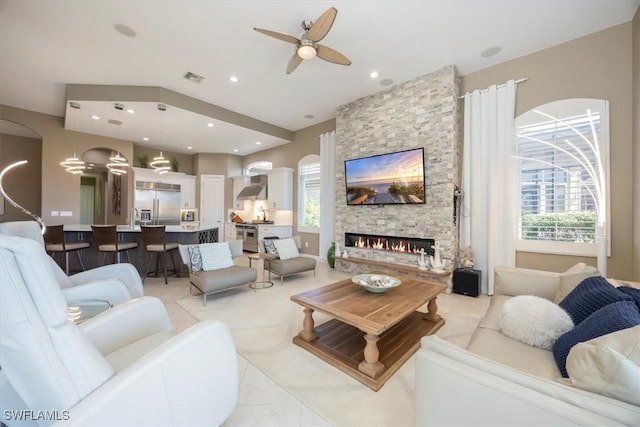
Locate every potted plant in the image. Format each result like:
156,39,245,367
327,242,336,268
137,154,149,168
171,157,179,172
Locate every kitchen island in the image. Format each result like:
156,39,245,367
63,224,219,276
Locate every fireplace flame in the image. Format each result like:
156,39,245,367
354,236,421,254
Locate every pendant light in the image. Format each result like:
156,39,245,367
150,103,171,174
1,160,46,234
107,151,129,175
60,102,86,174
106,103,130,175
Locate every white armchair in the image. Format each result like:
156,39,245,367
0,221,143,305
0,234,238,427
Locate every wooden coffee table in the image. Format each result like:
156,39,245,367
290,274,446,391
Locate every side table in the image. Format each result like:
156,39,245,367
67,299,112,323
247,252,274,291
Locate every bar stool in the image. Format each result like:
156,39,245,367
140,225,179,284
43,225,90,275
91,225,138,265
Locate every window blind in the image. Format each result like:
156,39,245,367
298,162,321,230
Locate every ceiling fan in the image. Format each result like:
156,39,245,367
254,7,351,74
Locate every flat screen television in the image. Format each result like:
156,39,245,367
344,147,426,205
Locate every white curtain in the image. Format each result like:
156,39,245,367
319,131,336,261
460,80,517,295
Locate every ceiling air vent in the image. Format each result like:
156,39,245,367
107,119,122,126
184,71,204,83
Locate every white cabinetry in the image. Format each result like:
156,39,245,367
231,175,250,210
258,225,293,240
267,167,293,210
133,167,183,185
181,175,196,208
224,223,237,242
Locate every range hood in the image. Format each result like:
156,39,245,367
236,175,268,200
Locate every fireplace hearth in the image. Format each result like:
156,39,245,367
345,232,435,256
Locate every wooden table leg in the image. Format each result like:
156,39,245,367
424,297,442,322
358,333,384,378
298,307,318,342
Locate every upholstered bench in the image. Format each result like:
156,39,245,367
179,240,257,306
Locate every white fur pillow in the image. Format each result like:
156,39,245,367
499,295,574,350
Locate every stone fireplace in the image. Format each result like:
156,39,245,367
334,65,462,286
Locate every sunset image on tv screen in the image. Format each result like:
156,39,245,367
345,148,425,205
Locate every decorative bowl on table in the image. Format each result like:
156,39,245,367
352,274,401,293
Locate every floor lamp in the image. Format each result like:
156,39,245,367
0,160,46,234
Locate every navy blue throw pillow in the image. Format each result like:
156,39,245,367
618,286,640,310
552,300,640,377
559,276,632,325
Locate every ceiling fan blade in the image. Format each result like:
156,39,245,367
286,52,303,74
305,7,337,42
253,27,300,45
316,45,351,66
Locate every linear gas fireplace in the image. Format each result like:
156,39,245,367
345,233,435,255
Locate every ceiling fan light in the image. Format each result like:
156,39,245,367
297,44,317,60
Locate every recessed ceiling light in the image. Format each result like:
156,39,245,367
91,115,100,120
481,46,502,58
126,109,135,114
187,146,193,150
304,114,314,119
229,75,239,83
143,137,149,141
380,79,394,87
113,23,137,38
370,71,379,79
233,149,239,153
255,141,262,145
207,123,214,128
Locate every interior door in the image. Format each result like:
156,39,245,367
79,185,94,224
200,175,225,237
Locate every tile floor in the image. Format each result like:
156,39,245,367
143,254,490,427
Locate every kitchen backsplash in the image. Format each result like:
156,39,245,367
229,201,293,225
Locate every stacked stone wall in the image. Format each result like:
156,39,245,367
334,65,462,284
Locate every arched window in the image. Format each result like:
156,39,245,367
298,154,320,233
246,161,272,176
515,98,610,256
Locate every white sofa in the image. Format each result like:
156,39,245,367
415,265,640,426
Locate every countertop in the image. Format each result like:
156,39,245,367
226,222,293,227
63,224,218,233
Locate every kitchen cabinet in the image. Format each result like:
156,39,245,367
133,167,184,186
224,223,237,243
257,225,293,240
267,167,293,210
181,175,196,208
231,175,250,210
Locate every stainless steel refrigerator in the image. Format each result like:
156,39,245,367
134,181,181,225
